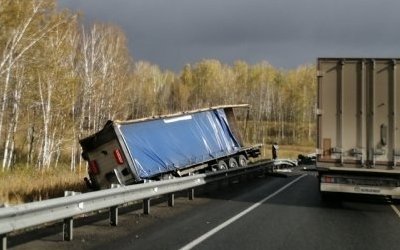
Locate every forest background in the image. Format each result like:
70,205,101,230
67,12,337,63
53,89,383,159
0,0,316,204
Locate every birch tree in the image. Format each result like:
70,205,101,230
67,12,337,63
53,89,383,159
77,24,131,135
0,1,69,148
1,64,24,170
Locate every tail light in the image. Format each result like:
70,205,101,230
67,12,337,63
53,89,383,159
114,149,124,165
88,160,100,175
322,176,335,183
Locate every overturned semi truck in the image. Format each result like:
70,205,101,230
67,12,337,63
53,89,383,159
80,104,261,190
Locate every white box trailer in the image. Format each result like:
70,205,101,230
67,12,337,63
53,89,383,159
316,58,400,197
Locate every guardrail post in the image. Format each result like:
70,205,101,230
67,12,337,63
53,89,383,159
109,184,121,226
188,188,195,200
110,206,118,226
143,198,150,214
63,217,73,241
168,193,175,207
218,180,223,190
1,234,6,250
247,171,254,181
62,190,80,241
228,177,235,186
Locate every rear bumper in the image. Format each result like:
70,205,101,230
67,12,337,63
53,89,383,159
321,183,400,196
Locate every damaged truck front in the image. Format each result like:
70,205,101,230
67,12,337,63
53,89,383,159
80,104,261,190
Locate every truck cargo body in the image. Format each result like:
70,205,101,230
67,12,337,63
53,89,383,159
316,58,400,197
80,105,261,190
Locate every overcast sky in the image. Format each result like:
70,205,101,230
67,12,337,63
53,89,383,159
59,0,400,72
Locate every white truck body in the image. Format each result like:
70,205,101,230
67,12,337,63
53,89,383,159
316,58,400,197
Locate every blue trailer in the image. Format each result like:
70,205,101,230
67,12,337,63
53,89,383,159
80,104,261,190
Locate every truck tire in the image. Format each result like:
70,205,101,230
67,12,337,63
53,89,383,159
228,157,239,168
217,160,228,170
237,154,248,167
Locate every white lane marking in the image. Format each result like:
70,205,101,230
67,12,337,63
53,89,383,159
390,204,400,218
179,174,307,250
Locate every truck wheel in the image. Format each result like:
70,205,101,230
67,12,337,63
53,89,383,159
228,157,239,168
217,160,228,170
237,155,248,167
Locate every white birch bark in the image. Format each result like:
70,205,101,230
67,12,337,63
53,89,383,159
0,2,67,144
37,77,52,169
2,65,23,170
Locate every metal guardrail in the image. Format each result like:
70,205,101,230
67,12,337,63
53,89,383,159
0,160,276,249
0,175,203,234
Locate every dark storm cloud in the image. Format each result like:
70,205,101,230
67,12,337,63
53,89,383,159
59,0,400,71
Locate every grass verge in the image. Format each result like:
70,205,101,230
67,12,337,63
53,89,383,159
260,144,315,160
0,144,314,205
0,166,87,205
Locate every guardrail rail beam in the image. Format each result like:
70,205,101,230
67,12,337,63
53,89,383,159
0,159,274,245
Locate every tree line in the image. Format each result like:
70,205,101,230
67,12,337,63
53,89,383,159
0,0,316,171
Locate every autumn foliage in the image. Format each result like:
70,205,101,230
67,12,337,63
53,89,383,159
0,0,316,172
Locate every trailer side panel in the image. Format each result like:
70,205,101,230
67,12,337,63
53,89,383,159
115,109,241,179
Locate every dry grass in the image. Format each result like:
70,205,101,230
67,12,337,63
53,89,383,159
0,166,87,205
0,144,314,205
260,144,315,160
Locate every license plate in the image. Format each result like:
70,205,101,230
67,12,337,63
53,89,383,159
354,186,381,194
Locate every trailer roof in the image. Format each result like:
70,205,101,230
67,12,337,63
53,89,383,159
115,104,250,125
80,104,250,150
317,57,400,62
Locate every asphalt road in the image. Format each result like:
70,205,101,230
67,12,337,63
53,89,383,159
10,170,400,250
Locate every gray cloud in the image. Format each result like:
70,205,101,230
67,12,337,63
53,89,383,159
59,0,400,71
